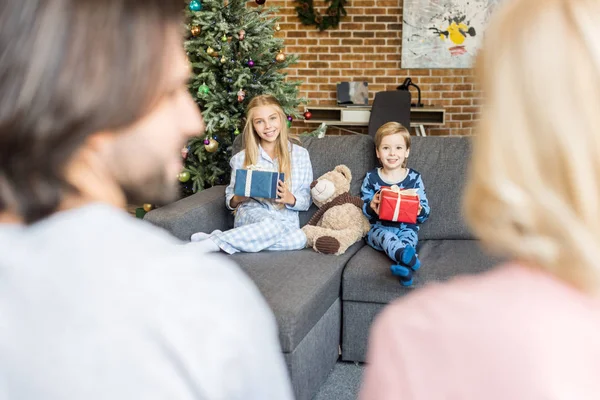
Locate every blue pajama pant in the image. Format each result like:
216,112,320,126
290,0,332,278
366,225,418,263
211,207,307,254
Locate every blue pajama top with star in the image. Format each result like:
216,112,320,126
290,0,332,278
360,167,430,264
210,142,313,255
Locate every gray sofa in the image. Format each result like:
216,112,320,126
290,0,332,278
145,135,500,400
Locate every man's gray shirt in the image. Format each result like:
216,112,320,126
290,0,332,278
0,204,293,400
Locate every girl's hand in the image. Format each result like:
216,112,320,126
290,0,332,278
230,195,250,209
276,180,296,206
370,192,381,215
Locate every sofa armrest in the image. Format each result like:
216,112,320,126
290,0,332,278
144,185,230,241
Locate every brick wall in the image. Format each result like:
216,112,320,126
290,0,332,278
268,0,481,136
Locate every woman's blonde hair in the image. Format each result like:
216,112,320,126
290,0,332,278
374,122,411,168
464,0,600,292
242,94,298,183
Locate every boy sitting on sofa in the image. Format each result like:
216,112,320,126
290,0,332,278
361,122,430,286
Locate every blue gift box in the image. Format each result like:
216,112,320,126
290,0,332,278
234,169,284,199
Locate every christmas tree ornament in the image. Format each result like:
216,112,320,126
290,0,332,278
181,0,304,197
255,0,266,4
287,120,292,128
143,204,154,212
220,55,226,63
237,89,246,102
178,171,191,183
204,138,219,153
189,0,202,11
275,51,286,63
304,111,312,120
198,83,210,94
287,115,293,121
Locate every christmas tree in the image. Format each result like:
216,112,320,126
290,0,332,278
180,0,305,196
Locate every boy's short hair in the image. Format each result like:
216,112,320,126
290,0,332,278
374,122,411,149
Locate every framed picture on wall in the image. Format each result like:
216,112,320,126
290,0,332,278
401,0,501,68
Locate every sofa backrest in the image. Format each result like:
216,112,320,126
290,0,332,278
233,134,376,226
233,134,376,195
408,136,474,240
232,135,474,240
301,135,376,195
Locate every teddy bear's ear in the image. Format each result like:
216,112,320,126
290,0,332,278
335,165,352,182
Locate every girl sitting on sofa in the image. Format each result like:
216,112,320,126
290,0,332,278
190,94,313,254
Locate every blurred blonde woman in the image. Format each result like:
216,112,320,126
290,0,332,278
360,0,600,398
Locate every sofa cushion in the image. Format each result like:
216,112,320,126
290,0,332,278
231,242,364,353
342,240,502,304
408,136,473,240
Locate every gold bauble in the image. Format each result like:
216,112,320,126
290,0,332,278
191,26,201,36
275,24,281,32
275,51,286,63
143,203,154,212
204,138,219,153
206,47,214,55
220,55,226,63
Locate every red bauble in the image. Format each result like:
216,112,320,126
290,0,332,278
303,111,312,120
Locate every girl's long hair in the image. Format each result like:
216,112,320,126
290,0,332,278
242,94,299,183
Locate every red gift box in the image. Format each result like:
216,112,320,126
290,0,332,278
378,186,420,224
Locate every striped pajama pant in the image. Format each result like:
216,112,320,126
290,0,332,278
211,207,307,254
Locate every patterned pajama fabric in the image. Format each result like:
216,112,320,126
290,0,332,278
361,167,430,259
366,224,418,261
213,142,313,254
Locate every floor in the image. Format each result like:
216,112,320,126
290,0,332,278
313,361,364,400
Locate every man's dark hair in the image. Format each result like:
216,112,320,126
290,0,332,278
0,0,183,223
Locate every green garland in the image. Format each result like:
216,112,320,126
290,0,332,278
295,0,348,31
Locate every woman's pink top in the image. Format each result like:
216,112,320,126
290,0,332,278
359,263,600,400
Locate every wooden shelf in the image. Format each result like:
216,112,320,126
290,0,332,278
304,105,445,127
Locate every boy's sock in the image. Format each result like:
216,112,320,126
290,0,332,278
399,275,414,287
394,245,418,268
390,264,411,277
410,255,421,272
190,229,222,242
391,265,414,286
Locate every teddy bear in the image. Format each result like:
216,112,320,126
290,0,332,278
302,165,371,255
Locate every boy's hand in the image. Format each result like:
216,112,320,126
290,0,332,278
276,180,296,206
370,192,381,215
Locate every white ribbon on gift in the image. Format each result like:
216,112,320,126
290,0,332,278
243,164,281,198
382,185,418,221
